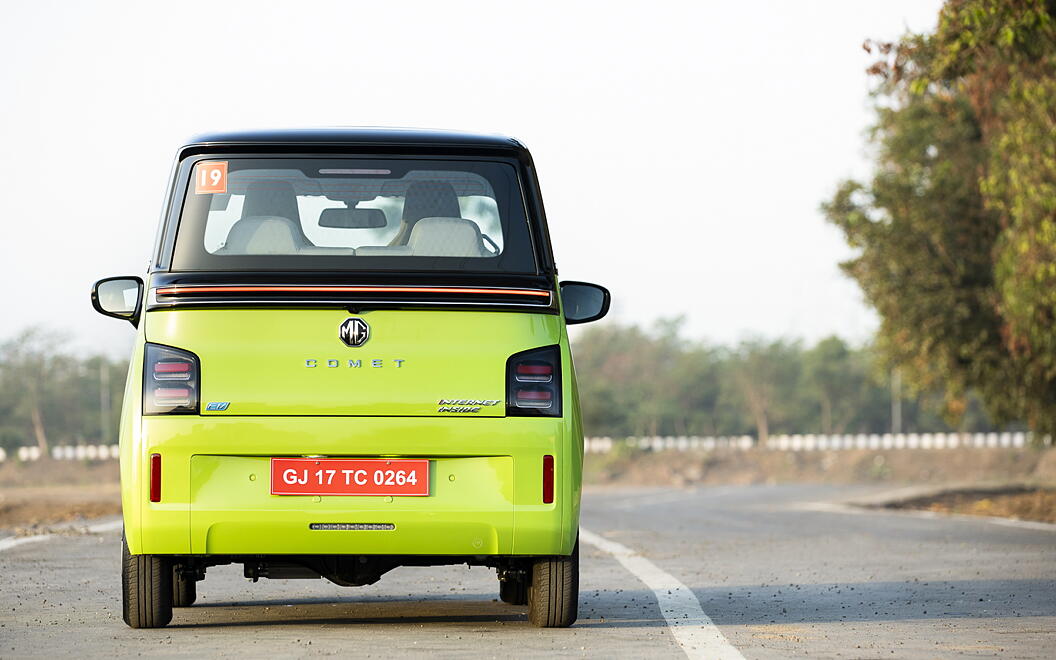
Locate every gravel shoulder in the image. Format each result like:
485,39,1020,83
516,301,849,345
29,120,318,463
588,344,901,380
879,485,1056,523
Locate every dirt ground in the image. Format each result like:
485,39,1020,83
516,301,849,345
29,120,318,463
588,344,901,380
884,486,1056,524
583,445,1056,488
2,447,1054,529
0,461,120,530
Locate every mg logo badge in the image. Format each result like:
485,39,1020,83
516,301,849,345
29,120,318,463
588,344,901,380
339,317,370,347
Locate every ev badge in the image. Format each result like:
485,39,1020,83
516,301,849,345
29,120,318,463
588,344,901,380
339,317,370,347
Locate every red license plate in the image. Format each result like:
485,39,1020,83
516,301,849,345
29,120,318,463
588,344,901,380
270,458,430,496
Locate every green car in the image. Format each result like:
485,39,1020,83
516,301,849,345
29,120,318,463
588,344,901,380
91,129,609,629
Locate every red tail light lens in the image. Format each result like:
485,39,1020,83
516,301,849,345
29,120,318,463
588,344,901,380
154,387,192,406
542,454,554,504
514,387,553,408
153,361,191,380
515,361,553,383
506,345,561,417
144,343,200,415
149,453,162,502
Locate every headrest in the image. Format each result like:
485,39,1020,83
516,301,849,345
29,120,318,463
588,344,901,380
223,216,300,254
242,181,301,222
408,217,485,257
402,181,461,222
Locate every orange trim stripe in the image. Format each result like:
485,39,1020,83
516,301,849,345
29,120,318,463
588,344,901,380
154,285,551,298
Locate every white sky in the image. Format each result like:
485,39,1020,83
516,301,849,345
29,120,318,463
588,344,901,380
0,0,942,355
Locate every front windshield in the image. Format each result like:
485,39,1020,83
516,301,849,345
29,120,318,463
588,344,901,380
169,158,536,273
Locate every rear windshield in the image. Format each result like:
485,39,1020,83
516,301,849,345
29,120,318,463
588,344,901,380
169,158,537,273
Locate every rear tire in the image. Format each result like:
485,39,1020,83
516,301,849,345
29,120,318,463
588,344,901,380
121,533,173,628
499,573,528,605
527,537,579,627
172,564,197,607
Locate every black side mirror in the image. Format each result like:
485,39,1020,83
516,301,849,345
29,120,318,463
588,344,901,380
560,281,610,324
91,276,144,327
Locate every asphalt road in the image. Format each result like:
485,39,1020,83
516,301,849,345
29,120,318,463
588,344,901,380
2,484,1054,658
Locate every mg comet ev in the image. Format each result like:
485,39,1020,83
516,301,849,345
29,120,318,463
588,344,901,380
91,129,609,629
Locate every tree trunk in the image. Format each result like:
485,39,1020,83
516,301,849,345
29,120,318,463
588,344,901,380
30,401,48,453
753,409,769,445
820,394,833,435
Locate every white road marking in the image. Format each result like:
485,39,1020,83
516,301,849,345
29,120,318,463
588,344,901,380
0,534,52,552
87,519,123,534
0,517,123,553
580,528,745,660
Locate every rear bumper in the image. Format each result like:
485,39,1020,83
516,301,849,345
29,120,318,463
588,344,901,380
121,416,582,557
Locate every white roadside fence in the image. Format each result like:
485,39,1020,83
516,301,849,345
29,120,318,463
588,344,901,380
0,444,121,463
584,431,1042,454
0,431,1043,462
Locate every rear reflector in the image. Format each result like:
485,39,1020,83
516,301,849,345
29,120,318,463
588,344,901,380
149,453,161,502
543,454,554,504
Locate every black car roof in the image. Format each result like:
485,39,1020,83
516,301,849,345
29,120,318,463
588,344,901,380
182,127,526,151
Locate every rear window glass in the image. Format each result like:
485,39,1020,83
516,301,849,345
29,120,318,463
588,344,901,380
169,158,536,273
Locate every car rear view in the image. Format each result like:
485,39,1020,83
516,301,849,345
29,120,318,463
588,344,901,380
90,129,609,629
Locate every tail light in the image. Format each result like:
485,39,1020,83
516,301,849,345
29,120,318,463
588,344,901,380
144,343,200,415
506,345,561,417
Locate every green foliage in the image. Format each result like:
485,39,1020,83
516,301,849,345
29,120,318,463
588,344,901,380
826,0,1056,431
0,327,127,452
0,320,1007,449
571,321,988,438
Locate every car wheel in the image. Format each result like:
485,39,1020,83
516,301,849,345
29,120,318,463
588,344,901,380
527,537,578,627
172,564,197,607
121,533,173,628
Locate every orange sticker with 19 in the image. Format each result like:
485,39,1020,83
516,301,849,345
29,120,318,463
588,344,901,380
194,161,228,194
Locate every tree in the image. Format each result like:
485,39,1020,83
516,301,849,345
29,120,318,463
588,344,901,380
931,0,1056,433
570,321,1011,439
724,340,802,443
0,328,66,453
805,337,858,434
0,327,128,452
824,0,1056,433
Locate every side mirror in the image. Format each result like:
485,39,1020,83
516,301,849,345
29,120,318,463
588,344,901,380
319,208,387,228
91,276,144,327
560,281,610,325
